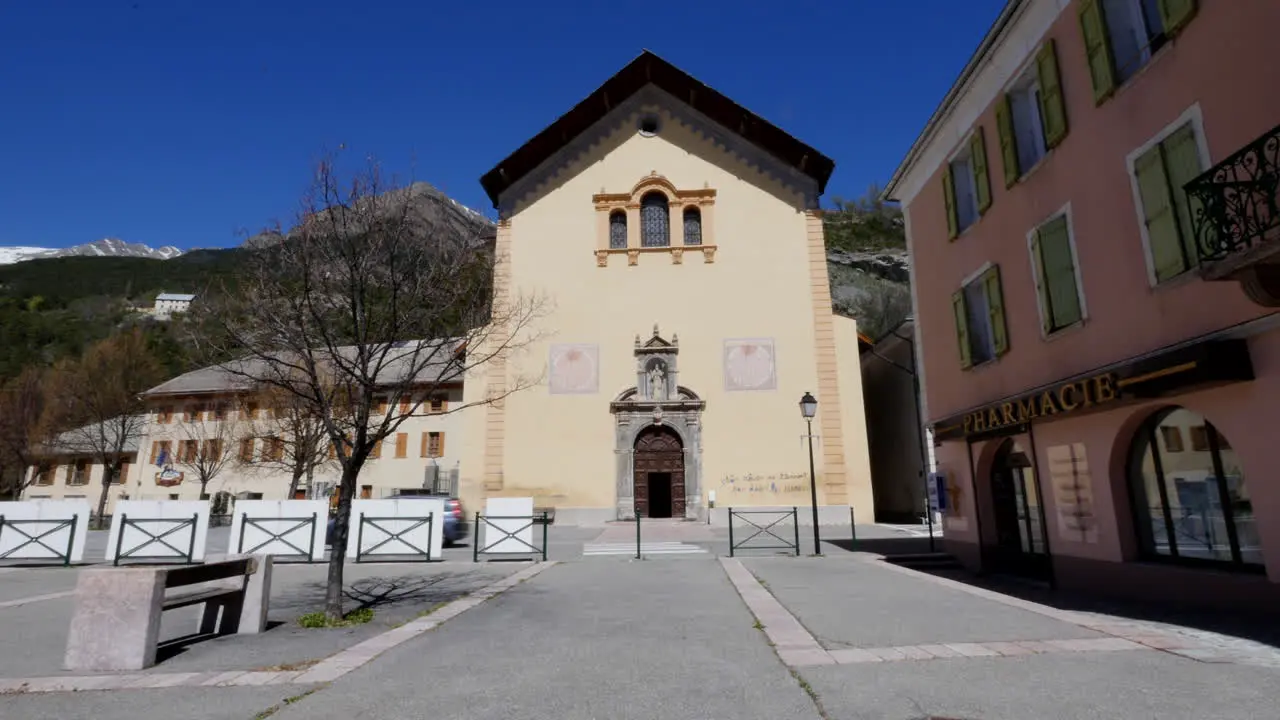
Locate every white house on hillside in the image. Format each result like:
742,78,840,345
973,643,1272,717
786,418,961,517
153,293,195,319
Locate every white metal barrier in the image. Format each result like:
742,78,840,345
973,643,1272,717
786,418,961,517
0,500,90,565
228,500,327,562
106,501,210,565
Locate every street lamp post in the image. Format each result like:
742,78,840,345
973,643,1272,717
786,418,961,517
799,392,821,556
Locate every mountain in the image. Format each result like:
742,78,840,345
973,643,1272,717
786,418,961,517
822,189,913,341
0,247,54,265
0,238,183,265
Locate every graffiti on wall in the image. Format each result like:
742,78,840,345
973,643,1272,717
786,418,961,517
719,471,808,495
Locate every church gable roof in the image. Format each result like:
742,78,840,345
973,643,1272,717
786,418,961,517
479,50,835,208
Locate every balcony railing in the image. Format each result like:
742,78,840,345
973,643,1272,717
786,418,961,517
1186,123,1280,273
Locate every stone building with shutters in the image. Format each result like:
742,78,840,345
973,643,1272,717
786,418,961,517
457,51,875,525
118,360,466,510
885,0,1280,611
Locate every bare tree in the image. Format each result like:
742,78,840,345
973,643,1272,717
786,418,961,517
170,403,244,499
43,330,165,518
192,156,546,620
243,387,335,499
0,367,50,500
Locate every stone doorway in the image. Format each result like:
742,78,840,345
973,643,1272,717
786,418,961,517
634,426,685,518
611,326,706,520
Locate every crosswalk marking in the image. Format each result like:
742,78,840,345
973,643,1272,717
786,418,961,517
583,542,708,556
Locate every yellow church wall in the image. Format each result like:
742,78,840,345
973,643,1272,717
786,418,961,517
461,101,871,522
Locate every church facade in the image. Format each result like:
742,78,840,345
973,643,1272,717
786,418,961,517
459,52,875,524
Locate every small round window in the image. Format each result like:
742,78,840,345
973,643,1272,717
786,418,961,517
638,115,660,137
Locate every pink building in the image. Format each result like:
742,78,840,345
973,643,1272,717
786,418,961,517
885,0,1280,610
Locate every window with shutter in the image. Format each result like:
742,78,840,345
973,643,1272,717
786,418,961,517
1079,0,1117,104
970,129,992,214
954,267,1005,371
427,432,442,458
240,438,255,462
1160,123,1205,272
371,438,383,459
952,291,972,370
429,396,446,413
1132,121,1204,283
395,432,408,458
982,266,1010,357
995,96,1020,187
949,155,979,233
943,170,958,240
1030,214,1084,334
1035,40,1069,148
420,432,429,458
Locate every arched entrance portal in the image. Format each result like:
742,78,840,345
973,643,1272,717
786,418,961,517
988,438,1049,579
634,426,685,518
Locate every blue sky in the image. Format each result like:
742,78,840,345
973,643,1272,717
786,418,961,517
0,0,1005,251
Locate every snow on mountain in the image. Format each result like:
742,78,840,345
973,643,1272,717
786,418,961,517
0,246,55,265
0,238,184,264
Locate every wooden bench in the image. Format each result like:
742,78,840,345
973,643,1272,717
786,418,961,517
64,554,273,672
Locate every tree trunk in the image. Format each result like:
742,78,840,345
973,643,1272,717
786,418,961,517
96,463,115,525
304,465,316,499
324,462,360,620
200,478,211,500
288,468,304,499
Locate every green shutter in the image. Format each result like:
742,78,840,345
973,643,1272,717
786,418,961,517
1158,0,1197,35
982,266,1010,357
952,290,972,370
1029,228,1053,335
1134,145,1187,282
1040,216,1083,330
943,167,959,240
1162,124,1205,271
995,95,1020,188
971,128,992,214
1036,40,1069,149
1079,0,1117,105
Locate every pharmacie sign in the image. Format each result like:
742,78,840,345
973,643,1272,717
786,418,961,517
961,372,1118,436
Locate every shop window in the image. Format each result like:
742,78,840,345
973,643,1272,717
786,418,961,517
1128,407,1261,568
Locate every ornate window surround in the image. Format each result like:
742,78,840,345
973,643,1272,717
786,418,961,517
594,172,717,267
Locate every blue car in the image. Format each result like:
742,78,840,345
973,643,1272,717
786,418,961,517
326,496,468,547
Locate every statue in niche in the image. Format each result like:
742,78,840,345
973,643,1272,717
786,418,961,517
648,362,667,400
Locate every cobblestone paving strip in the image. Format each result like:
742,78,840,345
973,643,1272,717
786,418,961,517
0,561,556,695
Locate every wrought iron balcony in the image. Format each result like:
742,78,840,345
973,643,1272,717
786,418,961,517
1186,123,1280,279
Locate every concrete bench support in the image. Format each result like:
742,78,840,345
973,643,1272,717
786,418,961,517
64,554,272,672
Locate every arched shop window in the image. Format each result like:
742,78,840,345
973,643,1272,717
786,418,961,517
1127,407,1261,568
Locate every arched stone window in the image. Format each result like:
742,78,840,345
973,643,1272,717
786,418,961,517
640,192,670,247
1128,407,1260,567
683,206,702,246
609,210,628,249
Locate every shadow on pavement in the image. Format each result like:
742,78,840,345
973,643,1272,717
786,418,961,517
827,536,940,556
907,564,1280,650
